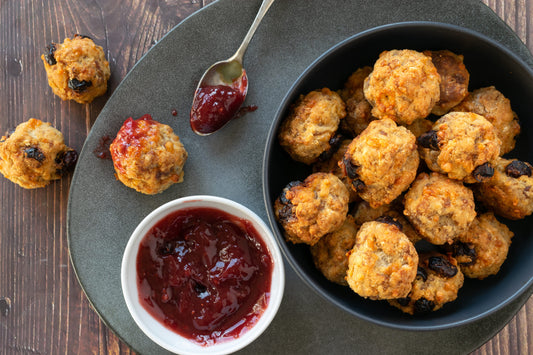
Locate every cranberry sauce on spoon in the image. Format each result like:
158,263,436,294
189,0,276,135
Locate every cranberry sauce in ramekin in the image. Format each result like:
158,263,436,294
136,206,273,346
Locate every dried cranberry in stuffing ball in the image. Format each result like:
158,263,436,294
418,111,501,181
338,66,376,136
346,220,418,300
312,138,359,203
42,34,110,104
274,172,349,246
475,157,533,220
403,172,476,245
0,118,77,189
388,252,464,315
310,215,359,286
339,118,419,208
452,86,520,155
278,88,346,165
444,212,513,279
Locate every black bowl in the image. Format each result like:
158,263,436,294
262,22,533,330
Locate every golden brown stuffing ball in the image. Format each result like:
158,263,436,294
339,118,419,208
363,49,441,125
403,172,476,245
351,199,395,225
351,200,422,244
423,50,470,116
312,138,359,202
109,114,188,195
452,86,520,154
310,215,359,285
388,252,464,315
0,118,78,189
42,34,111,104
443,212,513,279
338,66,376,136
405,118,434,139
278,88,346,165
475,157,533,220
274,172,349,246
418,111,501,181
346,220,418,300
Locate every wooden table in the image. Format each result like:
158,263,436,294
0,0,531,354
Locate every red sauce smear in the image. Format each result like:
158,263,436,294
109,114,157,174
93,135,112,160
190,73,249,135
136,207,273,346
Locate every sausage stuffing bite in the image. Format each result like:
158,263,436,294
339,118,419,208
312,138,358,202
388,252,464,315
109,114,188,195
278,88,346,164
475,157,533,220
351,201,422,244
363,49,440,125
443,212,513,279
0,118,78,189
403,172,476,245
42,34,111,104
405,118,434,139
452,86,520,154
274,172,349,246
310,215,359,286
346,219,419,300
338,66,376,136
423,50,470,116
418,111,501,181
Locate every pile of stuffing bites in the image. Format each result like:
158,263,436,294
274,49,530,315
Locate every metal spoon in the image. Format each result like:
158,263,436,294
190,0,276,136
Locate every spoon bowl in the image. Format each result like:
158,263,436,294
190,0,275,136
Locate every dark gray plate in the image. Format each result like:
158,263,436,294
67,0,533,354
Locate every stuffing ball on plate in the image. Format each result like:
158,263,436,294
346,219,419,300
310,215,359,286
405,118,434,139
423,50,470,116
418,111,501,181
388,252,464,315
403,172,476,245
338,66,376,136
339,118,419,208
474,157,533,220
363,49,441,125
351,200,422,244
443,212,513,280
0,118,78,189
109,114,188,195
42,34,111,104
312,138,359,203
278,88,346,165
452,86,520,155
274,172,349,246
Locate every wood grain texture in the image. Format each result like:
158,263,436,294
0,1,531,354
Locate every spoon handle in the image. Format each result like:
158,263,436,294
231,0,276,63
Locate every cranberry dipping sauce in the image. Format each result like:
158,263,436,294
121,196,285,355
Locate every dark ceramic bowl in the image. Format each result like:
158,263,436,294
263,22,533,330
